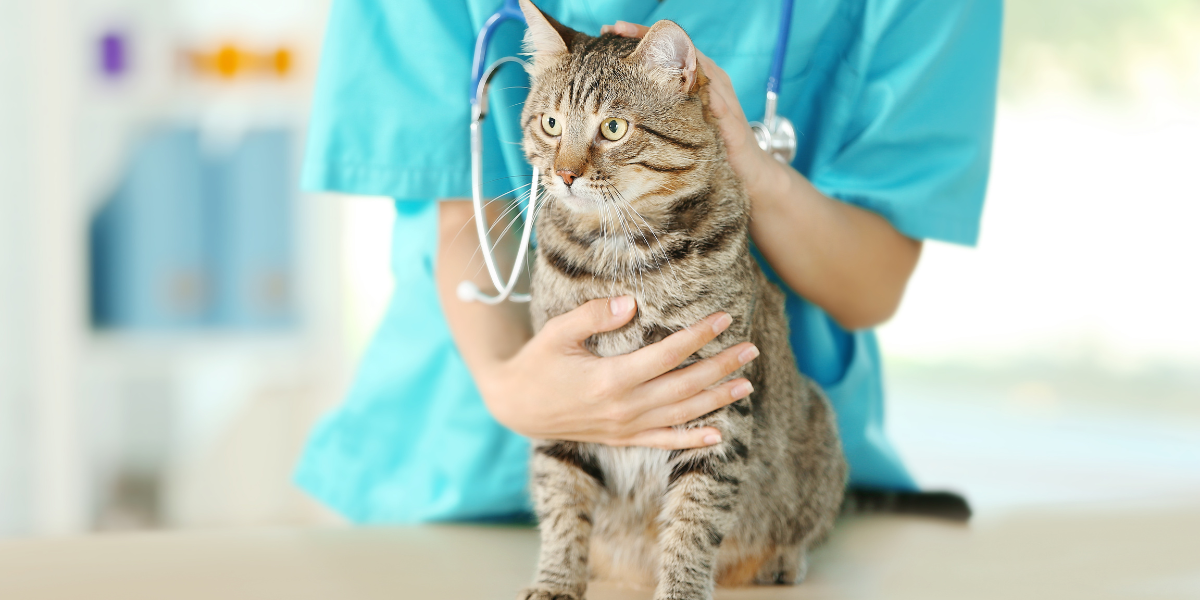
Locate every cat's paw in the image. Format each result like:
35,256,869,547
517,586,582,600
752,550,808,585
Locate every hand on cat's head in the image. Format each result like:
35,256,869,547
601,20,781,200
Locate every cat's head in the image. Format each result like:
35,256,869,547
518,0,718,218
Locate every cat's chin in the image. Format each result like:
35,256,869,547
552,190,604,213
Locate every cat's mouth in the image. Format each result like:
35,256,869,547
549,179,604,212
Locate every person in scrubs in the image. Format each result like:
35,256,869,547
295,0,1001,523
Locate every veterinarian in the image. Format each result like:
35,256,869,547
295,0,1001,522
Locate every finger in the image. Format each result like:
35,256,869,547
640,342,759,408
543,296,637,347
606,20,650,38
630,378,753,431
697,53,721,78
614,426,724,450
700,60,747,123
615,312,733,382
707,84,731,119
698,54,731,87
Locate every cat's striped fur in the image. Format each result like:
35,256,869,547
516,3,847,599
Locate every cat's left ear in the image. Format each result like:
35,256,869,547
629,20,698,94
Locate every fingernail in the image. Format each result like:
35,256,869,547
731,381,753,399
738,345,759,364
712,313,732,334
703,433,722,445
610,296,634,316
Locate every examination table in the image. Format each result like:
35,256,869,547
1,506,1195,600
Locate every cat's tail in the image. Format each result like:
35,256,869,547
840,488,972,522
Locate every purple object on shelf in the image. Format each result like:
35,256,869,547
100,31,127,78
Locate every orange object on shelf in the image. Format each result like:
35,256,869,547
272,49,292,77
214,45,242,78
186,44,296,80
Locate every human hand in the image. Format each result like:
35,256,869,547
477,296,758,450
601,21,783,199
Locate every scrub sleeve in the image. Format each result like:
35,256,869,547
294,0,1001,523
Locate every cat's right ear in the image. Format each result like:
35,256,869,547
519,0,571,69
629,20,699,95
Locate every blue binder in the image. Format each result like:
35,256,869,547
90,127,211,329
208,129,297,328
90,125,298,331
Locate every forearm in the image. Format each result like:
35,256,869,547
747,165,922,331
435,200,533,379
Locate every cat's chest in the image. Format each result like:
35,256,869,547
591,445,671,499
532,250,706,355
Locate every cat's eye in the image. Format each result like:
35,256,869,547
541,114,562,136
600,117,628,141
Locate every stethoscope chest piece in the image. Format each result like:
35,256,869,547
749,91,797,165
750,116,797,165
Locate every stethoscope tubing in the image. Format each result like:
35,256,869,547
471,0,525,103
767,0,795,96
463,54,536,304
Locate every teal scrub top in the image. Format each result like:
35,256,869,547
295,0,1001,523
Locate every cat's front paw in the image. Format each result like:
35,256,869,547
517,586,582,600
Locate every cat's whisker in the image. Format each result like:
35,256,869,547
477,193,530,245
489,195,534,252
468,187,543,284
604,180,680,288
596,188,614,282
465,190,534,275
483,174,535,185
612,202,642,294
626,207,681,291
625,202,683,288
522,190,549,281
621,205,656,300
450,184,531,249
596,202,611,287
610,201,647,300
618,199,674,268
530,191,551,229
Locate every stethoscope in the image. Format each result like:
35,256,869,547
458,0,797,304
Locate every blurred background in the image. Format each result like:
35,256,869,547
0,0,1197,539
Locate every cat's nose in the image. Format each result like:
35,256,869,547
556,169,578,186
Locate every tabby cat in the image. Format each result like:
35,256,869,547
516,2,847,599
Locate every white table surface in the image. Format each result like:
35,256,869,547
1,504,1197,600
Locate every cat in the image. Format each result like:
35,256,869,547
515,2,847,599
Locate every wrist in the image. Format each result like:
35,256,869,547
743,151,791,216
474,357,522,429
474,354,508,398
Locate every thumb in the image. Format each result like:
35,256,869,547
547,296,637,346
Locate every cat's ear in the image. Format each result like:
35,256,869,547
629,20,698,94
519,0,571,67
